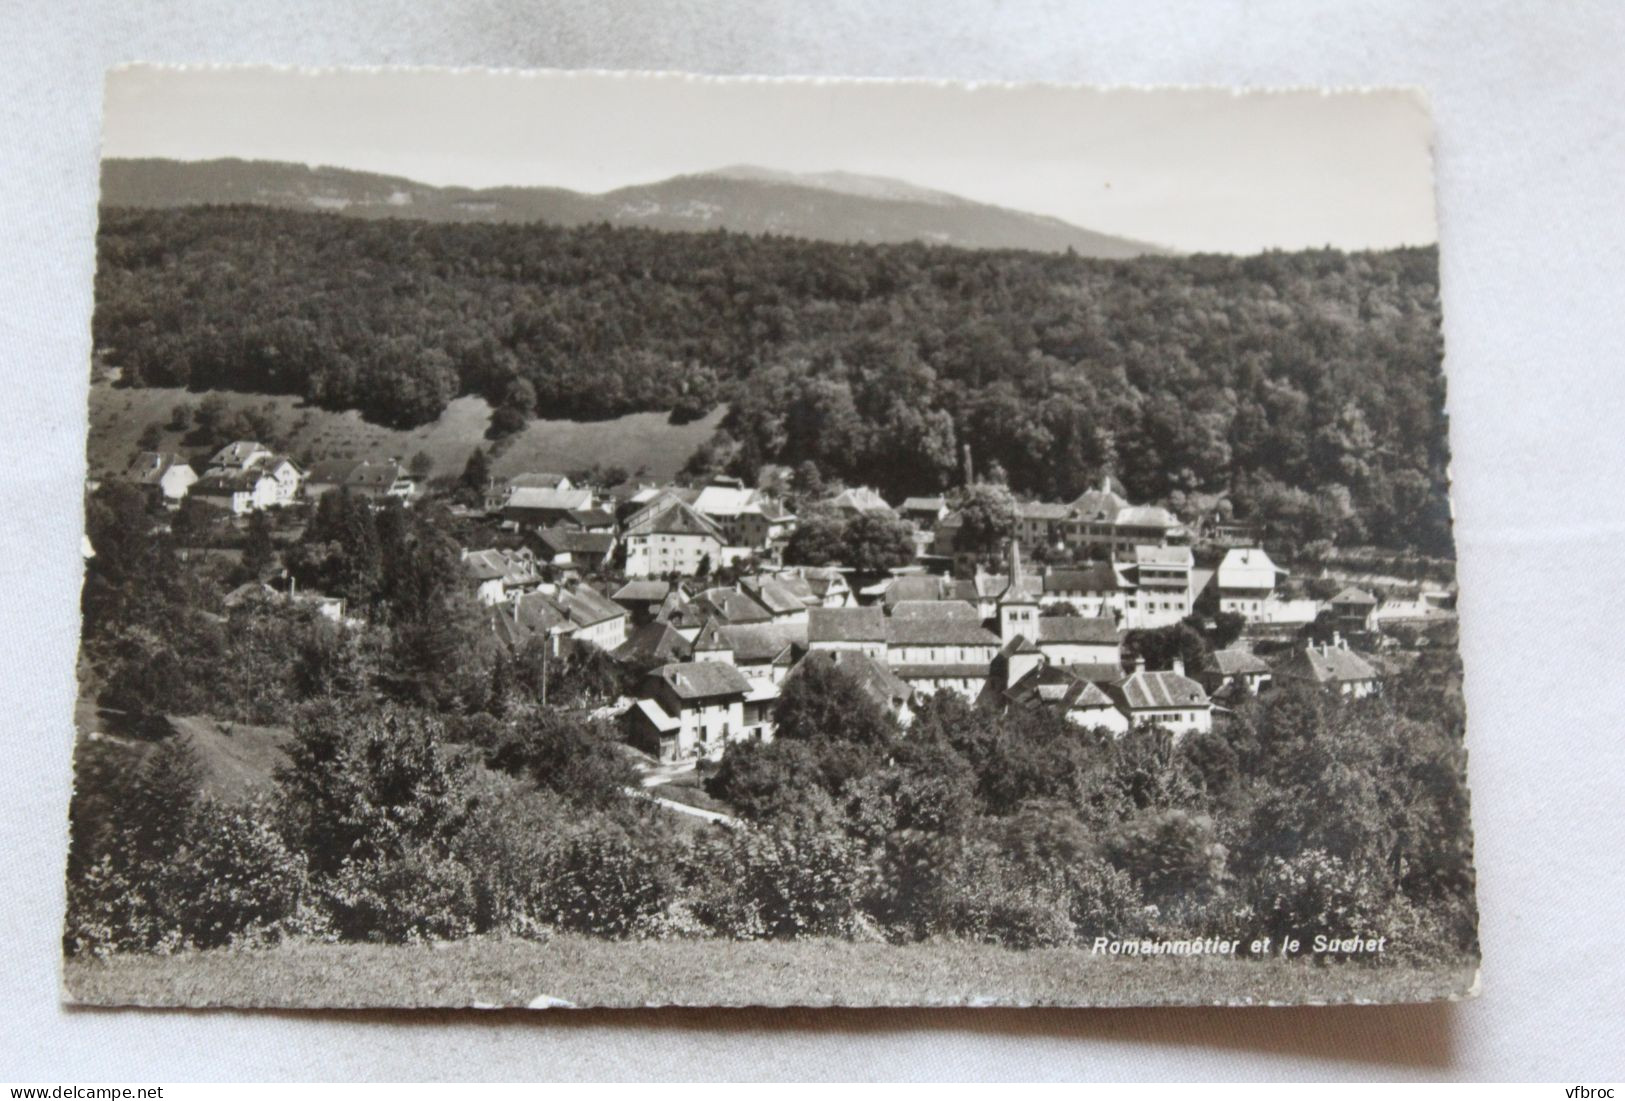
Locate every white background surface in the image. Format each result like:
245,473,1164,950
4,0,1624,1082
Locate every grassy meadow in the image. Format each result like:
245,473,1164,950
85,383,727,482
62,935,1478,1010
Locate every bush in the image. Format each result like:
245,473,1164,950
1245,849,1387,954
324,848,478,943
692,827,870,939
534,826,675,938
161,799,313,949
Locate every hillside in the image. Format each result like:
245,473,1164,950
87,384,726,483
99,157,1167,257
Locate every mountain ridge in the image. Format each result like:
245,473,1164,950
99,157,1170,257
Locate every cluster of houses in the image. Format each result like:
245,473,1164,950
117,440,417,515
592,540,1390,763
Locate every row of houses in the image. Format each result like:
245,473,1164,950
119,440,417,515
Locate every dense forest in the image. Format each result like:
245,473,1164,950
93,206,1454,554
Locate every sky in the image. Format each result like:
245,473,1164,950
102,66,1437,255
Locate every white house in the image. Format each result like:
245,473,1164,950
1126,544,1194,628
121,451,197,506
1035,615,1121,667
625,661,758,761
1214,546,1286,622
621,498,726,578
1105,659,1213,739
192,468,279,514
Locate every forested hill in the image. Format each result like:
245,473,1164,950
100,158,1166,257
92,205,1453,554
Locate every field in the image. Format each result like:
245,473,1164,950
85,383,726,482
62,935,1478,1010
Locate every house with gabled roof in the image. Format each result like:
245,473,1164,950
825,485,895,517
1104,658,1212,738
304,459,410,502
776,566,853,608
621,498,726,578
502,485,596,529
690,476,796,550
537,526,616,571
120,451,197,506
692,621,807,686
1126,544,1195,627
1040,561,1129,618
807,605,888,658
1276,635,1381,698
614,619,694,670
208,440,273,471
1214,546,1286,622
552,583,630,651
1329,587,1380,633
1002,663,1129,735
461,547,542,606
691,586,773,626
1016,500,1071,551
611,579,675,625
192,467,280,514
1200,647,1272,698
1035,614,1121,668
490,589,576,656
738,574,815,623
900,496,948,531
626,660,760,761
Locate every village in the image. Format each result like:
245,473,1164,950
109,437,1459,779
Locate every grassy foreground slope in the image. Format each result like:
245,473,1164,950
64,936,1478,1010
86,384,726,483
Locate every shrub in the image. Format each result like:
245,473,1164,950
324,848,478,943
161,799,313,949
1245,849,1387,954
534,826,674,938
693,827,870,939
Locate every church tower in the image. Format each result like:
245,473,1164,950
998,539,1039,646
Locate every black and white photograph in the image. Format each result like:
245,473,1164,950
64,65,1478,1010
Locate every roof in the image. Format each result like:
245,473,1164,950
693,618,729,651
1064,661,1131,683
566,507,617,529
891,663,993,680
717,622,807,663
885,618,1001,646
651,661,754,700
826,486,893,514
538,526,616,555
615,620,692,665
739,576,811,615
1043,563,1121,593
208,440,268,467
306,459,402,491
694,588,773,625
122,451,193,485
1036,616,1120,645
194,469,270,493
692,481,767,517
1134,544,1194,568
1331,586,1379,606
623,498,725,541
808,606,888,644
508,472,571,491
632,698,681,733
1005,664,1115,714
881,574,949,607
890,599,980,621
1018,501,1071,521
1282,643,1379,684
492,591,575,647
1111,670,1210,711
222,581,279,608
1216,546,1283,589
505,486,593,513
901,496,946,512
557,584,628,628
1069,482,1130,521
461,548,513,582
612,580,671,603
1204,648,1272,676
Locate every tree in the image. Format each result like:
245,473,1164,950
275,702,476,877
782,504,847,567
840,511,916,572
950,482,1017,559
241,508,276,578
459,448,491,504
409,451,435,479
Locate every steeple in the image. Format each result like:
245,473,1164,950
998,539,1037,645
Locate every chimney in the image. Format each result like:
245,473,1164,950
1332,630,1342,649
1135,654,1146,673
1172,656,1185,677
